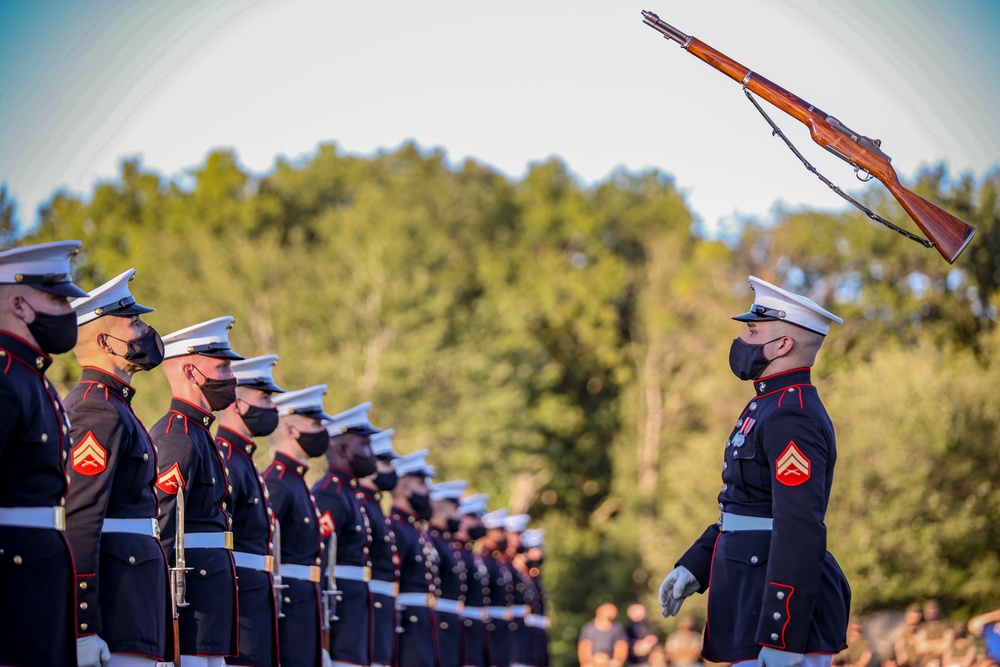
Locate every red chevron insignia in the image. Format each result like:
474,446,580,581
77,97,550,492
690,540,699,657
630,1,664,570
319,511,335,537
775,441,811,486
156,462,185,495
71,432,107,475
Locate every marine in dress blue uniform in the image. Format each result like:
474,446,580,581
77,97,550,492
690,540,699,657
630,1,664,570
267,384,335,667
65,268,174,666
391,450,442,667
519,529,550,667
481,509,515,667
456,495,492,667
215,354,285,667
429,481,471,667
503,514,532,667
0,241,87,667
153,316,244,667
313,401,382,667
358,427,402,667
659,276,851,667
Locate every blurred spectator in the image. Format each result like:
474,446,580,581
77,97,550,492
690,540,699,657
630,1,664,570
896,603,926,667
916,600,956,667
579,603,629,667
967,608,1000,665
834,619,873,667
942,627,977,667
625,603,659,666
665,617,703,667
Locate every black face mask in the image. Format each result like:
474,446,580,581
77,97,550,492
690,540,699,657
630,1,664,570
23,302,78,355
374,469,398,491
106,326,164,371
526,557,544,570
409,492,433,521
446,517,462,534
349,452,378,479
728,336,781,381
494,537,509,553
467,524,487,540
298,429,329,458
241,403,279,437
193,367,238,411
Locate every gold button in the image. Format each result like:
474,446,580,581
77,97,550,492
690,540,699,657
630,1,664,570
284,597,291,604
41,433,48,443
200,569,207,576
13,555,22,565
374,601,382,609
80,602,88,610
129,556,136,564
143,453,149,461
222,502,228,510
81,623,88,631
304,517,310,524
441,622,449,630
79,581,88,590
252,498,259,505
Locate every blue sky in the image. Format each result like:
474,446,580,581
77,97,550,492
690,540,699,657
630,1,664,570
1,0,997,236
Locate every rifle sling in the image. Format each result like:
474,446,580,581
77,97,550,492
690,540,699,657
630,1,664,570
742,88,934,248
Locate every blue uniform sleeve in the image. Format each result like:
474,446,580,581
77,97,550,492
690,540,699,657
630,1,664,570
64,396,129,635
154,427,197,558
756,406,832,652
677,523,720,594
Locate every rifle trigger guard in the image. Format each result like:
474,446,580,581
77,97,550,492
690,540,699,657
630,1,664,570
854,167,874,182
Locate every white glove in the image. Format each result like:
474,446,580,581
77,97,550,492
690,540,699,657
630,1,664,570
76,634,111,667
658,565,700,617
322,648,333,667
758,647,805,667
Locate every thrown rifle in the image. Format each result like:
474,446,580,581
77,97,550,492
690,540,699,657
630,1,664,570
170,489,191,667
641,10,977,263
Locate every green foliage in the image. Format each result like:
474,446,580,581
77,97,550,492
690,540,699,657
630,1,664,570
10,146,999,666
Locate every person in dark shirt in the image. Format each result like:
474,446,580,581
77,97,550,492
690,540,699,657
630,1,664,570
625,603,659,666
579,603,629,667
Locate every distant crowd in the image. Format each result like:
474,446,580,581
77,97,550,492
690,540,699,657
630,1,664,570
576,600,1000,667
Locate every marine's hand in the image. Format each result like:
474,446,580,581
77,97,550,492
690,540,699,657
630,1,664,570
757,646,805,667
658,565,699,617
76,634,111,667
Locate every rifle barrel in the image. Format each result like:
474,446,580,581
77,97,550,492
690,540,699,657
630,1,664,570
641,11,689,46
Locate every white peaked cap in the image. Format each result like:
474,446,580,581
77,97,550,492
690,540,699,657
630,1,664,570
272,384,333,421
504,513,531,534
430,480,469,502
732,275,843,336
369,428,398,459
162,315,244,360
0,240,87,298
424,464,438,479
459,493,489,517
393,449,431,477
482,508,508,530
521,528,546,550
230,354,284,393
72,268,155,326
326,401,380,436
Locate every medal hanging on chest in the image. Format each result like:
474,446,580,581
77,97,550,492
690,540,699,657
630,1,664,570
730,417,755,448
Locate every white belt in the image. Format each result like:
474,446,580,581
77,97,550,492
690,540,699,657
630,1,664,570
436,598,464,615
509,605,528,619
102,517,159,538
461,606,485,621
486,606,512,621
369,579,399,597
0,506,65,530
185,531,234,549
232,551,274,572
397,592,436,608
720,512,773,532
525,614,551,629
336,564,372,582
282,563,321,582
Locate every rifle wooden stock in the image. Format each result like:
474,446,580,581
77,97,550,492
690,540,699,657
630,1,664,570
642,11,977,263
